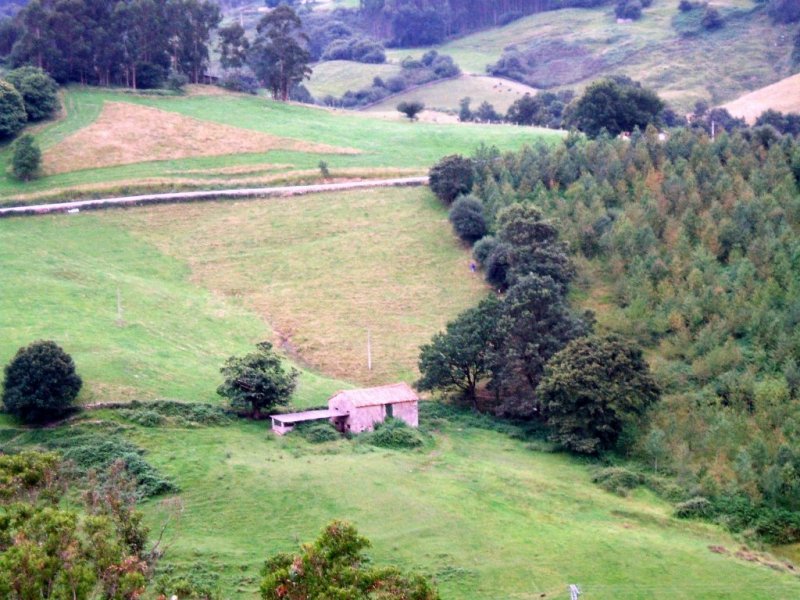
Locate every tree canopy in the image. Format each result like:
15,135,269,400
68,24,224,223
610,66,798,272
2,340,82,423
3,0,220,87
249,5,312,101
0,79,26,139
540,335,660,454
260,521,439,600
4,66,59,121
217,342,298,418
416,296,501,407
567,77,665,137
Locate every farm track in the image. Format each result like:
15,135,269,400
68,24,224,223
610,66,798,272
0,176,429,218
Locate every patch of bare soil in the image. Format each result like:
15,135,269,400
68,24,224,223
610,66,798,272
43,102,360,175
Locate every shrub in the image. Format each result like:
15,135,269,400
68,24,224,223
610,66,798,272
0,79,26,139
449,195,487,243
5,66,59,121
675,496,715,519
429,154,475,204
298,421,340,443
125,409,163,427
44,428,177,498
385,76,407,93
364,418,424,449
678,0,694,11
472,235,498,267
220,71,259,94
166,71,189,92
136,62,166,89
592,467,645,495
701,6,723,29
616,0,643,19
397,100,425,120
2,340,82,423
155,564,221,600
11,133,41,181
484,242,512,289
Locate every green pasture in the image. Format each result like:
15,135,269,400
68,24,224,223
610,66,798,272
6,409,800,599
0,186,483,401
0,87,558,204
365,75,539,114
306,60,403,98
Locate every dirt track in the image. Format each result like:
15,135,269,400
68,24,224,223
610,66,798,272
0,177,429,218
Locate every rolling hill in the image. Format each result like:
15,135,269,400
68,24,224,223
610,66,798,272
381,0,796,112
0,86,560,205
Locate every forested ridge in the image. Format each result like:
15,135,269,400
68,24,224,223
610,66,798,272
0,0,221,87
462,127,800,541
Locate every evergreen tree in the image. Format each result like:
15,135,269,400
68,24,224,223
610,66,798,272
11,133,41,181
249,5,311,101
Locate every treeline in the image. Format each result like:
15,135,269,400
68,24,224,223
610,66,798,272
358,0,611,46
0,0,221,88
430,126,800,542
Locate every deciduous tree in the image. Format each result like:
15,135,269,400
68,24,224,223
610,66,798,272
217,342,298,418
539,335,660,454
416,296,501,407
260,521,439,600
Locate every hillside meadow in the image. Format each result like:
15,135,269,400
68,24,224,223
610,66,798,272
383,0,793,111
2,171,800,597
0,86,558,205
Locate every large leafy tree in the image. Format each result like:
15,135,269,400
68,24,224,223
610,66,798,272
260,521,439,600
567,77,665,137
416,296,501,407
5,66,59,121
2,340,82,423
428,154,475,204
495,203,575,291
249,5,311,101
539,335,660,455
493,275,592,418
217,342,298,418
0,79,26,139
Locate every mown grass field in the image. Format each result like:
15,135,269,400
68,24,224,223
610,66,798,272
383,0,793,111
0,187,484,398
306,60,403,98
0,87,558,204
723,72,800,123
365,75,539,114
5,408,800,599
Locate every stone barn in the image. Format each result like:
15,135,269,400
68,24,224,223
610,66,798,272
269,382,419,436
328,382,419,434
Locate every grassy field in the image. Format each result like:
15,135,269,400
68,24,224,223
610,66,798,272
0,187,484,398
365,75,539,114
723,72,800,123
384,0,793,111
5,408,800,599
306,60,404,98
0,87,558,204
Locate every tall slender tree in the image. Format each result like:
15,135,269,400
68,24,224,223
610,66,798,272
249,5,311,101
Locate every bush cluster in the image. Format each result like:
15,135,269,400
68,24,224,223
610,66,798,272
592,467,646,496
120,400,232,427
43,428,177,498
363,418,424,449
296,421,341,443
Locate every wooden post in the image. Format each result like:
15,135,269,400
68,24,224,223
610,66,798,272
367,329,372,371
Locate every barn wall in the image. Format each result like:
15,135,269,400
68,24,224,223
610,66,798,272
393,401,419,428
350,405,386,433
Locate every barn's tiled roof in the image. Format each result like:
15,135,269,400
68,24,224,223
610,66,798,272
330,382,419,408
